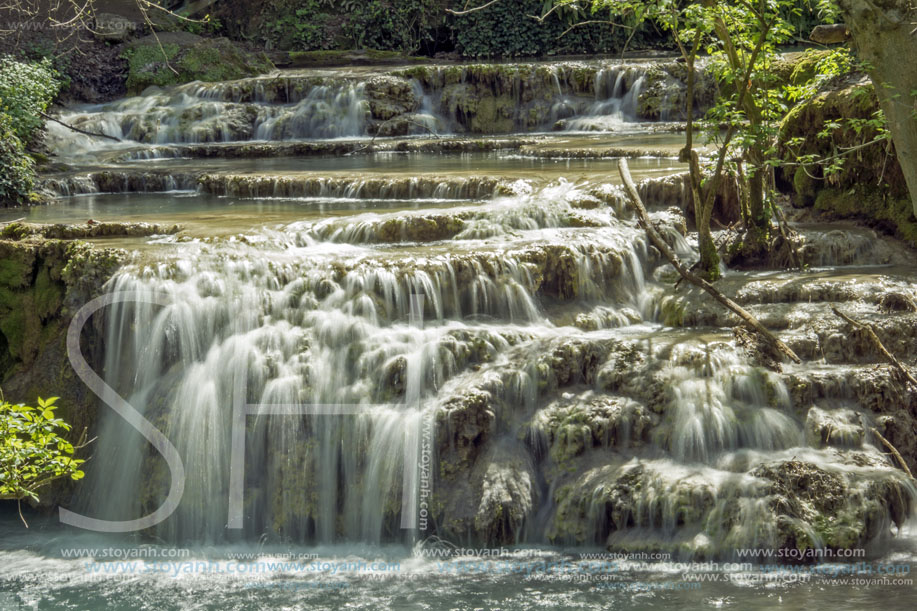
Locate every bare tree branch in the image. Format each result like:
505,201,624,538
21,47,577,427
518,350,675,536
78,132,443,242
872,427,915,479
445,0,501,16
618,158,801,365
832,307,917,388
39,111,121,142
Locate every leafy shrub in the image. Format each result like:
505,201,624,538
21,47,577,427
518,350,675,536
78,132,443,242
0,396,85,504
0,56,61,144
262,0,335,51
0,56,60,206
342,0,444,54
453,0,657,58
255,0,656,58
0,113,35,207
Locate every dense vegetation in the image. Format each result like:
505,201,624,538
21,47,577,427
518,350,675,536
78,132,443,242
0,57,61,207
217,0,828,57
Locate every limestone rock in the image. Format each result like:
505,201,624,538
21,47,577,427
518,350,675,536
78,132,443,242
94,13,137,43
805,406,865,447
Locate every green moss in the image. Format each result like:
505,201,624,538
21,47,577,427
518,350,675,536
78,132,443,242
32,266,63,320
699,237,722,281
771,51,831,88
793,167,817,206
122,43,181,92
788,50,831,86
122,38,274,94
0,256,31,288
661,297,686,327
812,512,861,549
287,49,429,67
469,96,502,133
0,298,27,361
815,188,917,247
0,222,29,241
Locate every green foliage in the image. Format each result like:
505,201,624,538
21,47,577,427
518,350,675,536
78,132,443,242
584,0,858,274
0,56,61,206
778,47,891,192
262,0,444,54
0,114,35,207
455,0,653,58
784,48,856,101
0,396,85,503
181,11,223,36
342,0,443,54
255,0,661,57
264,0,334,51
0,56,61,144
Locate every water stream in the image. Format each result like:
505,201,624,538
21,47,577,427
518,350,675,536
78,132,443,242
2,60,916,609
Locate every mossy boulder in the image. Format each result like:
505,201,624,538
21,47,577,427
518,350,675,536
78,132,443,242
814,188,917,247
772,50,832,88
364,75,421,121
122,34,274,94
777,79,908,207
752,458,912,551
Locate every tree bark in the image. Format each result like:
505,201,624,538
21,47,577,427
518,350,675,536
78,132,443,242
837,0,917,216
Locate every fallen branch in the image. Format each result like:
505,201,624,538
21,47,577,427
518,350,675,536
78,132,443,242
40,111,121,143
832,307,917,388
617,158,801,364
871,427,915,479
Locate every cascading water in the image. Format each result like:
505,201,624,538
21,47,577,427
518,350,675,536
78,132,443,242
62,160,916,555
562,67,646,132
75,180,670,545
6,50,917,611
45,59,696,162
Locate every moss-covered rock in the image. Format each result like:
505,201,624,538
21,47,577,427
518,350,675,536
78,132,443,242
752,458,912,551
777,79,908,210
0,237,126,507
122,34,274,94
772,50,833,88
636,62,715,121
1,221,181,241
814,188,917,247
363,76,421,121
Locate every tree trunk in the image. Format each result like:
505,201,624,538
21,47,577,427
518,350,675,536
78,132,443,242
837,0,917,216
688,152,721,280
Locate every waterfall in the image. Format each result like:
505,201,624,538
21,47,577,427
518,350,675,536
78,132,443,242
562,67,645,132
253,83,369,140
44,60,913,558
45,61,681,160
73,180,664,544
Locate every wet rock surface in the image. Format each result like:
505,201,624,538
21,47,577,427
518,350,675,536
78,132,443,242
0,237,127,507
15,57,917,558
1,221,181,240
